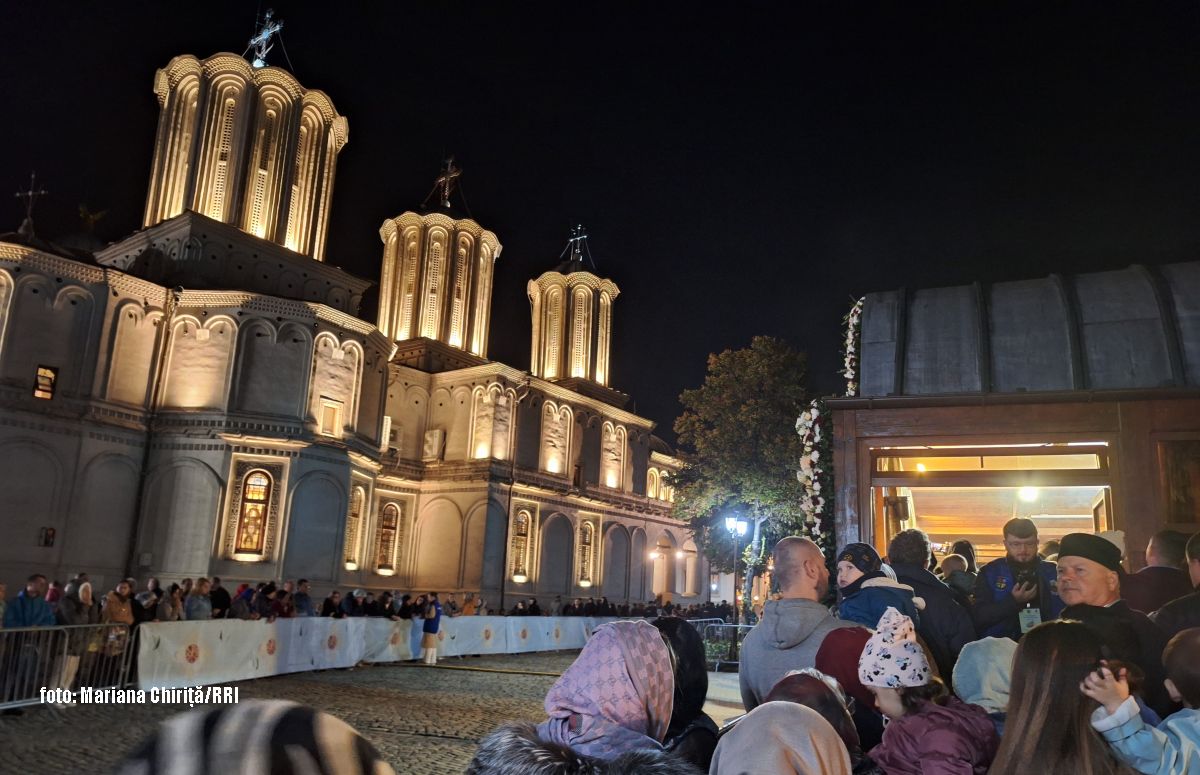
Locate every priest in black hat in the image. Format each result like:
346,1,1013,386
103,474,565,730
1056,531,1174,716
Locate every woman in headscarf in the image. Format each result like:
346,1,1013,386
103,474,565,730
467,619,700,774
711,702,852,775
652,617,718,771
115,699,395,774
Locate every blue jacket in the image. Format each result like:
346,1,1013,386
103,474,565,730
1092,696,1200,775
971,557,1064,640
3,591,56,628
839,577,924,630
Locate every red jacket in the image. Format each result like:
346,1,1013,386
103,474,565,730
869,696,998,774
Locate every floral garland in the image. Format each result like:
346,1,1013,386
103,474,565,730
842,297,865,397
795,397,835,555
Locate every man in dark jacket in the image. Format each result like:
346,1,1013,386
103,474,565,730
3,574,55,627
1056,531,1174,717
209,577,232,618
888,528,976,680
1122,529,1193,614
971,518,1064,641
1150,531,1200,638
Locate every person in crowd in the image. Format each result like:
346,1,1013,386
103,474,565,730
652,617,718,771
290,578,315,617
836,541,924,629
949,539,978,576
740,536,859,710
362,592,380,616
1064,603,1166,726
184,577,213,621
528,598,542,616
115,699,398,775
4,574,55,627
710,701,852,775
397,593,414,619
583,597,598,617
1151,532,1200,638
100,579,136,665
1057,532,1174,717
208,577,231,619
340,588,366,617
990,620,1134,775
1123,530,1193,615
510,600,527,616
1083,627,1200,775
816,626,885,751
551,595,564,616
760,670,865,770
858,607,998,774
467,620,698,773
58,579,99,627
45,579,65,611
271,589,295,619
888,528,976,680
411,594,427,618
461,594,478,616
445,592,461,617
156,583,184,622
421,592,442,665
972,517,1063,642
939,554,975,609
1042,538,1062,560
475,597,489,615
180,578,193,599
283,579,295,596
127,577,155,624
320,590,344,618
952,636,1017,737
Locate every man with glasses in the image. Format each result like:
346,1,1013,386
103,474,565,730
971,517,1064,640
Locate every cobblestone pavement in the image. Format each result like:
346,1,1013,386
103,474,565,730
0,652,581,775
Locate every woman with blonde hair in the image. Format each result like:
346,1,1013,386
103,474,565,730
990,620,1134,775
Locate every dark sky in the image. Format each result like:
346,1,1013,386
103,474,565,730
4,2,1200,443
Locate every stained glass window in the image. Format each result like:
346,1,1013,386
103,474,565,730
235,471,270,555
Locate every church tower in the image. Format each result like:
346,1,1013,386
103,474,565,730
376,160,502,356
141,51,348,260
528,226,620,386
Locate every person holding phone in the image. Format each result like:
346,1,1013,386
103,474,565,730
972,517,1065,641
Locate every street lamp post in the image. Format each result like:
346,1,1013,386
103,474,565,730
724,515,749,664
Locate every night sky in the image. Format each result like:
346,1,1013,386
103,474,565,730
4,2,1200,443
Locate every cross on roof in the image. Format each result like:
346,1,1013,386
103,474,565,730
248,9,284,68
435,157,461,208
14,171,48,239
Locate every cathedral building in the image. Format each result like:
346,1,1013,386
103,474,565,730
0,49,701,609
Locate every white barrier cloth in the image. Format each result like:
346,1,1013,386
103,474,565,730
138,616,614,690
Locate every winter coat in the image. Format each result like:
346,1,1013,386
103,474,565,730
1063,601,1175,719
838,576,925,630
1092,696,1200,775
156,597,182,622
209,585,232,618
56,587,98,628
1150,590,1200,639
738,597,861,710
3,591,56,628
1122,566,1194,615
971,557,1063,641
102,591,134,625
890,563,976,681
465,722,702,775
184,594,212,621
868,697,999,775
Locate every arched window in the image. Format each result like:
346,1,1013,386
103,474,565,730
511,509,531,582
399,232,419,339
544,288,562,379
578,521,595,587
344,486,365,569
376,503,400,573
209,96,237,220
420,238,444,339
647,469,659,499
570,287,591,378
234,470,271,555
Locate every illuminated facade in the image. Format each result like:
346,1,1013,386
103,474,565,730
0,47,699,608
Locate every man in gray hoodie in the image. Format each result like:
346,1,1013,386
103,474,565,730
739,536,862,710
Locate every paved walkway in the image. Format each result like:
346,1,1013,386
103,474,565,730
0,653,745,775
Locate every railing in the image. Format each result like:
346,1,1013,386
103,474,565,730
0,624,136,710
703,623,754,671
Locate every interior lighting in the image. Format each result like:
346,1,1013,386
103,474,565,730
1018,487,1039,503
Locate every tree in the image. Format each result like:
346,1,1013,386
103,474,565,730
671,336,808,604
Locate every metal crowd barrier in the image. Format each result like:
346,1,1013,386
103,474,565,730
0,623,136,710
703,622,754,671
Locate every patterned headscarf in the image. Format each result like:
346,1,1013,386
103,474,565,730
537,619,674,760
857,607,931,688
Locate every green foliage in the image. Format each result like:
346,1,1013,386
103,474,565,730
671,336,809,571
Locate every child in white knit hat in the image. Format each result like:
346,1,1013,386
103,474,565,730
857,607,999,774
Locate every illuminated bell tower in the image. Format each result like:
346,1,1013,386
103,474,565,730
528,226,620,386
141,34,348,260
376,160,502,356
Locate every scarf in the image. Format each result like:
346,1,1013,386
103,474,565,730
537,619,674,760
710,702,852,775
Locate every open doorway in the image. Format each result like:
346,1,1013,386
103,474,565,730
868,443,1112,563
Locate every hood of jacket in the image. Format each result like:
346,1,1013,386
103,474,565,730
466,722,701,775
871,696,998,773
759,598,844,650
860,577,927,610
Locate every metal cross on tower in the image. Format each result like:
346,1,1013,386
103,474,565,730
435,157,461,208
14,171,49,239
248,9,284,69
560,223,597,269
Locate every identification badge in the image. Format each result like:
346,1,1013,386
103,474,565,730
1019,607,1042,634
